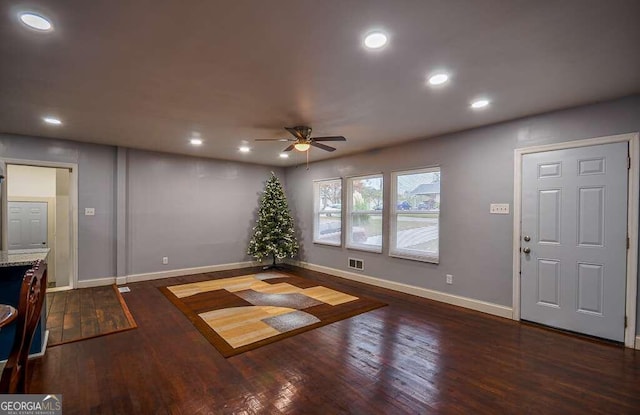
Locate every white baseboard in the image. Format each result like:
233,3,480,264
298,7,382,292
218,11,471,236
126,261,261,283
289,260,513,319
76,260,261,288
0,330,49,365
32,329,49,359
77,277,116,288
635,336,640,350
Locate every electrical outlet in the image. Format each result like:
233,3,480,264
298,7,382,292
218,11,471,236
84,207,95,216
162,256,169,265
490,203,510,214
446,274,453,285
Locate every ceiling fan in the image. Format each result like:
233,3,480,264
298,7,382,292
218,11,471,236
255,126,346,152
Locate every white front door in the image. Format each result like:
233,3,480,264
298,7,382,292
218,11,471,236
520,142,628,342
8,201,48,250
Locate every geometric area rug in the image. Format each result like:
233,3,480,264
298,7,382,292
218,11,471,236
159,271,387,357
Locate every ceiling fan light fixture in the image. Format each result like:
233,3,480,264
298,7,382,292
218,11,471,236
294,143,311,152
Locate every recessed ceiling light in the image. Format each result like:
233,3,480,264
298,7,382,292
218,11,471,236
279,153,289,159
189,138,203,145
19,13,53,31
42,117,62,125
428,73,449,86
364,32,388,49
239,146,251,153
470,99,490,109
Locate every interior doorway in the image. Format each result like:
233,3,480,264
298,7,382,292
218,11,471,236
0,161,77,291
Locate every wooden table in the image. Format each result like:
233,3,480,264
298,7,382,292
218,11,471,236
0,304,17,329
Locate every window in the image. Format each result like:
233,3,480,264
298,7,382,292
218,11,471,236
313,178,342,246
346,174,383,252
390,167,440,263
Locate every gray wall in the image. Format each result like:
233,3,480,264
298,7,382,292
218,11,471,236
126,149,282,274
0,133,283,280
2,95,638,330
284,95,640,325
0,134,116,281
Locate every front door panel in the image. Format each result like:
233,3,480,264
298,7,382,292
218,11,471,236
521,142,628,342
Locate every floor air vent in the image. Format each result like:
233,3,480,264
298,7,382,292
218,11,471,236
348,258,364,271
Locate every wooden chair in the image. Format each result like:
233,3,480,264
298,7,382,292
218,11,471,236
0,260,47,394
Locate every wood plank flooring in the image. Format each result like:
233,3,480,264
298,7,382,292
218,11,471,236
46,285,136,346
30,266,640,414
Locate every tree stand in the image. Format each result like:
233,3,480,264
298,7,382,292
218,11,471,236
262,255,285,270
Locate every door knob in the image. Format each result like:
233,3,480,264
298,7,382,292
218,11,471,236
523,235,531,242
522,247,531,254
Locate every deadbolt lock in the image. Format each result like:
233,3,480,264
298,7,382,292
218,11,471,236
523,236,531,242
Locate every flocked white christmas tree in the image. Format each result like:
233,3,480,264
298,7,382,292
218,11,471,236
247,172,298,268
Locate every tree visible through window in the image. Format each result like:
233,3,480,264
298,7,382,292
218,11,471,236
313,178,342,245
347,174,383,252
390,167,440,262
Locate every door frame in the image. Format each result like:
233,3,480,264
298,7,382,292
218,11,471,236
0,158,79,290
512,132,639,348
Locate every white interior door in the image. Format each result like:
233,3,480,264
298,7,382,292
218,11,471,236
520,142,628,342
8,201,48,250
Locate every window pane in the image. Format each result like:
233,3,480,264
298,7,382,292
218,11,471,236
395,214,439,256
317,180,342,211
391,168,440,262
314,179,342,246
347,174,383,252
352,177,383,212
350,213,382,248
317,213,341,244
396,171,440,212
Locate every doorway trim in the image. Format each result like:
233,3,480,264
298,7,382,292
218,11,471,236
512,132,639,348
0,158,79,290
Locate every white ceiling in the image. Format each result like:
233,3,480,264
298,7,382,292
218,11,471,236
1,1,639,166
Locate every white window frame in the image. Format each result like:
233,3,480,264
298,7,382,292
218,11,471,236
390,166,440,263
346,173,383,253
313,178,342,246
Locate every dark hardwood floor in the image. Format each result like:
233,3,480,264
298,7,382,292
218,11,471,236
46,285,136,346
30,266,640,414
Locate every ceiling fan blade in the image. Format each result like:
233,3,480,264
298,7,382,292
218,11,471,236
283,144,296,152
254,138,294,142
285,127,304,140
310,142,336,152
311,136,347,142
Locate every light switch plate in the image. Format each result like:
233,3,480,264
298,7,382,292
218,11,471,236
490,203,509,214
84,208,95,216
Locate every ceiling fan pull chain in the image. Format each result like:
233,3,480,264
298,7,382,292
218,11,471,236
306,148,310,170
